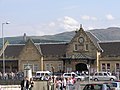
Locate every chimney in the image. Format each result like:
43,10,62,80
23,33,27,42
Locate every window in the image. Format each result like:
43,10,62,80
99,73,103,76
34,64,39,72
116,63,119,72
74,44,78,51
107,63,110,71
95,73,98,76
67,68,72,72
58,63,62,71
103,73,107,76
85,44,89,51
45,64,50,71
101,63,106,71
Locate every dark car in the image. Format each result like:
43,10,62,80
83,83,112,90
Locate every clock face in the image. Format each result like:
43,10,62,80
79,37,84,43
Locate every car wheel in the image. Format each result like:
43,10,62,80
77,78,81,81
110,78,114,81
94,78,98,81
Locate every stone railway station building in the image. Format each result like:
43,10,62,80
0,26,120,74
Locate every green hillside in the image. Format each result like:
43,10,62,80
0,27,120,47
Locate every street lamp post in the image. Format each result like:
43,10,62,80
2,22,10,76
51,67,55,90
87,64,90,83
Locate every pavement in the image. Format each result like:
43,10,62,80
0,85,20,90
0,81,108,90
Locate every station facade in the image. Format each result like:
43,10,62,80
0,26,120,74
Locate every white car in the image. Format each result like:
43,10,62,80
63,72,85,81
77,73,92,80
92,71,117,81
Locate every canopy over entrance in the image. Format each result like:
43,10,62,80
62,53,95,63
61,53,96,72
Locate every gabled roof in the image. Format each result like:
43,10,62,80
86,31,102,51
25,39,42,55
4,44,25,58
40,43,67,56
69,26,102,51
99,41,120,57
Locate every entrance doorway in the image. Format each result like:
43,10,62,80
76,63,88,72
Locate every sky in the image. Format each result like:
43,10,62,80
0,0,120,37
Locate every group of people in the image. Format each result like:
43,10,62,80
55,76,76,90
21,76,34,90
0,71,24,80
0,72,16,80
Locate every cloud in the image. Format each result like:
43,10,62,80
48,22,55,27
4,16,80,37
81,15,97,21
106,14,115,20
81,15,90,20
62,6,80,10
62,16,79,31
91,17,97,21
35,16,80,36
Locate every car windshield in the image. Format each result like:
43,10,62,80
105,82,117,88
83,84,102,90
111,83,117,87
107,72,111,76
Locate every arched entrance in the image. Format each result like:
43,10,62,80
76,63,88,72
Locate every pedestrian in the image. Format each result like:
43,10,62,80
29,78,34,90
66,77,75,90
48,77,53,90
63,78,67,90
56,78,62,90
21,76,30,90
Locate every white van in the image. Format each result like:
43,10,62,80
33,71,51,80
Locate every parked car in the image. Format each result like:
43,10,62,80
83,83,112,90
54,72,63,78
76,73,92,80
92,72,117,81
63,72,85,81
104,81,120,90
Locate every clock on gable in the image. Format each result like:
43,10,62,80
78,37,84,43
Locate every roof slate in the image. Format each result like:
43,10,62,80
86,31,101,51
40,43,67,56
4,44,25,58
99,42,120,57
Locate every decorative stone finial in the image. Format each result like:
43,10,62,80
80,24,82,29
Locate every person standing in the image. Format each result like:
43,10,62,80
63,78,67,90
56,78,62,90
48,77,53,90
21,76,30,90
29,78,34,90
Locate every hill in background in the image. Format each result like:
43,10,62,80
90,27,120,41
0,27,120,46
